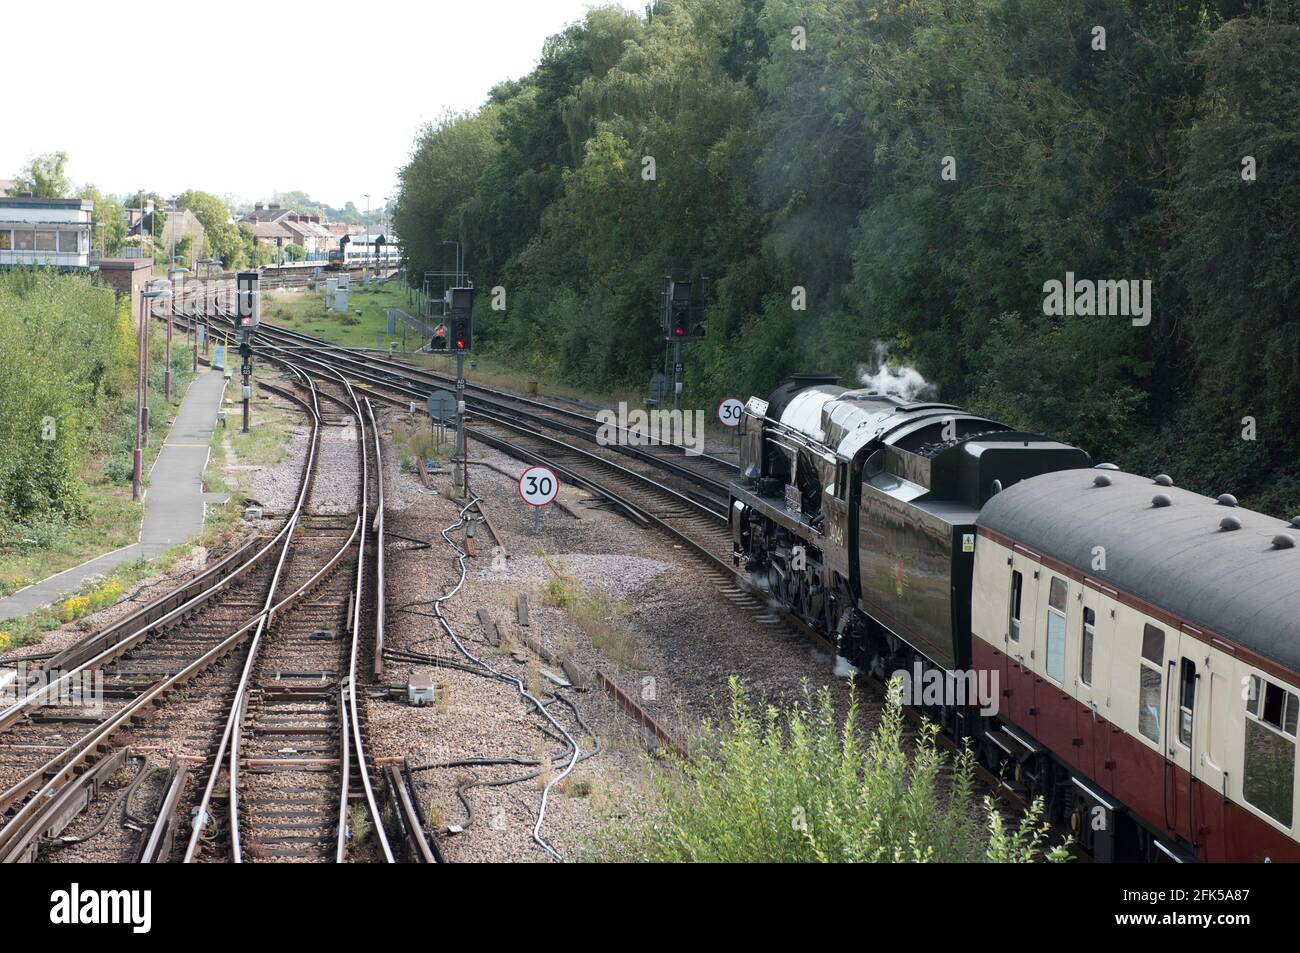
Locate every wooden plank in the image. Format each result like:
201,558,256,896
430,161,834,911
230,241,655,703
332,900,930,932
476,609,499,646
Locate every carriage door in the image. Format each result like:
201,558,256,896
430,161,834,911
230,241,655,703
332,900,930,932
1004,549,1040,735
1163,630,1200,848
1191,649,1228,862
1075,583,1114,789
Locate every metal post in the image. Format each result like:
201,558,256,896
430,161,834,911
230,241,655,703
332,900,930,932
165,293,173,399
673,338,683,411
456,352,467,498
133,293,146,501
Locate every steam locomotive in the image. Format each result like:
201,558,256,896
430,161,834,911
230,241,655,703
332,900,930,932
731,373,1300,862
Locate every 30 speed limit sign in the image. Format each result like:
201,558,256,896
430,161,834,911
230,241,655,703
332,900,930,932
518,465,559,507
718,397,745,428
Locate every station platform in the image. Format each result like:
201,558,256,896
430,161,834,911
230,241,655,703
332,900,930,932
0,370,229,622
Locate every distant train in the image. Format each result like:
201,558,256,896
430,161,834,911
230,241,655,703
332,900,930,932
325,233,401,271
730,373,1300,862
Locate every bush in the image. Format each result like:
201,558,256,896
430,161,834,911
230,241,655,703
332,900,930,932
0,269,131,522
585,678,1070,863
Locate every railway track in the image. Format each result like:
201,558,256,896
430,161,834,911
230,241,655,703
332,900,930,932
176,369,392,863
188,312,739,497
0,367,318,863
0,356,406,863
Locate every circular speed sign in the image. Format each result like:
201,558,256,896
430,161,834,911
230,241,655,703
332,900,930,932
518,465,559,507
717,397,745,428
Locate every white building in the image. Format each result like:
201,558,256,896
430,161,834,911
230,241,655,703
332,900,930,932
0,195,93,269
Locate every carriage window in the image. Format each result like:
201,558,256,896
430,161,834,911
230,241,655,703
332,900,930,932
35,230,56,251
1138,624,1164,743
1243,675,1298,827
1080,607,1095,687
1178,659,1196,748
1045,577,1067,682
1008,570,1023,642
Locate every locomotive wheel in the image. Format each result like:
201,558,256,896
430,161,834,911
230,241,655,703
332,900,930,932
766,561,781,595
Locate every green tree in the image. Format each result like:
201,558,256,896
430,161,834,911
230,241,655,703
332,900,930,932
79,186,126,257
10,151,72,198
177,190,245,268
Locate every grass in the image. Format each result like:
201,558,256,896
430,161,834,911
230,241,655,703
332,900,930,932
0,493,140,600
262,282,410,350
583,678,1072,863
225,386,295,469
0,543,193,649
0,343,198,607
349,804,373,844
392,417,452,473
539,551,643,669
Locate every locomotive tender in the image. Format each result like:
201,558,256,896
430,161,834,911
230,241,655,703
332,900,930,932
731,373,1300,862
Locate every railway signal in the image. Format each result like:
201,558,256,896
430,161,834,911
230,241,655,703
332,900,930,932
668,281,691,338
449,287,474,352
661,278,706,409
235,271,259,434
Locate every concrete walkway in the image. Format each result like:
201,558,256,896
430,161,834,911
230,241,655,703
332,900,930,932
0,370,230,622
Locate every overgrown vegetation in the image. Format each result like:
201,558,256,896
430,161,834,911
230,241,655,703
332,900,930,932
539,551,643,668
0,269,199,610
394,0,1300,515
586,678,1069,862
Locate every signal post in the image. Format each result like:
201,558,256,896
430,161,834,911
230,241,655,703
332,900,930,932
236,271,260,434
449,287,475,497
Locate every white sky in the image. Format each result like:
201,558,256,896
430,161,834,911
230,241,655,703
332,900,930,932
5,0,644,210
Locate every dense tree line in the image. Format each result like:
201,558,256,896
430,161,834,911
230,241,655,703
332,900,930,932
394,0,1300,514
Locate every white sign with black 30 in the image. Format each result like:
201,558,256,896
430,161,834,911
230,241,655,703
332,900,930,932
518,465,559,507
717,397,745,428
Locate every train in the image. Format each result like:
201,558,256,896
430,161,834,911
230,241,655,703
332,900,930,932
325,233,401,271
729,373,1300,862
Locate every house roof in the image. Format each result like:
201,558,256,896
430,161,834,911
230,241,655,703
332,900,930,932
245,221,293,240
241,204,294,223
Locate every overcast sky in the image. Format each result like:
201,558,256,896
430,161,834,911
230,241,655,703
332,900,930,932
5,0,643,210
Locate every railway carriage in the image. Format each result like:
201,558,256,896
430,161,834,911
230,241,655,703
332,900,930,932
730,373,1300,862
974,469,1300,862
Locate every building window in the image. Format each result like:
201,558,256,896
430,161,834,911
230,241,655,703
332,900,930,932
1178,658,1196,748
1244,675,1297,827
1045,577,1067,682
1138,624,1164,743
0,230,10,250
1008,570,1023,642
60,230,82,254
1081,607,1095,687
35,230,56,252
14,230,33,251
